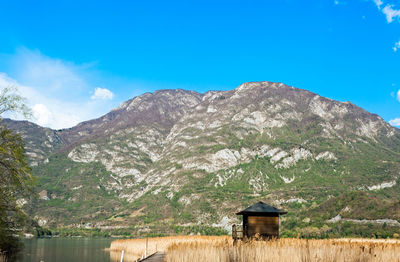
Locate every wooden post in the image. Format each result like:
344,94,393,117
145,237,148,258
120,250,124,262
232,224,237,246
278,215,281,239
243,215,248,240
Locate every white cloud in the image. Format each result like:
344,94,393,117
91,87,114,100
382,4,400,23
391,89,400,101
372,0,400,23
393,40,400,51
371,1,400,51
0,73,88,129
7,48,90,95
374,0,383,9
0,48,120,129
32,104,52,126
389,118,400,126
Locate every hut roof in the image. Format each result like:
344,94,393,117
236,201,287,215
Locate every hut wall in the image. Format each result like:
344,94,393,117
247,216,279,238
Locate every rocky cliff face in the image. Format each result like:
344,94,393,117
4,81,400,236
2,119,63,166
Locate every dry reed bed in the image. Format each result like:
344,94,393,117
166,238,400,262
109,235,230,261
109,236,400,262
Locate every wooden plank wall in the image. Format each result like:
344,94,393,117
247,216,279,237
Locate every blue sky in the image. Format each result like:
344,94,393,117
0,0,400,129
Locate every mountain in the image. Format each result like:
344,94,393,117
4,81,400,238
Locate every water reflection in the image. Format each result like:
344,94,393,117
17,238,113,262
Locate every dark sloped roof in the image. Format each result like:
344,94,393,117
236,201,287,215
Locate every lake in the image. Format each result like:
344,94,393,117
14,238,118,262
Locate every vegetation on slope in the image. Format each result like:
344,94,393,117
5,82,400,239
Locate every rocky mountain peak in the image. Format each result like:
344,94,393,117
3,81,400,233
235,81,286,92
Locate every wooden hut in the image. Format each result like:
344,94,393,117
234,201,287,240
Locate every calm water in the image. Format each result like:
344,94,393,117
16,238,115,262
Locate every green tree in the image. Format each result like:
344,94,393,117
0,86,34,256
0,86,31,118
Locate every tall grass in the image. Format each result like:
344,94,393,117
109,236,400,262
166,238,400,262
109,236,229,261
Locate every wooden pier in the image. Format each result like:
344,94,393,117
138,251,165,262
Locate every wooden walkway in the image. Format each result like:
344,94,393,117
138,252,165,262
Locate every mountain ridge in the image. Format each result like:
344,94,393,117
5,81,395,136
3,81,400,238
